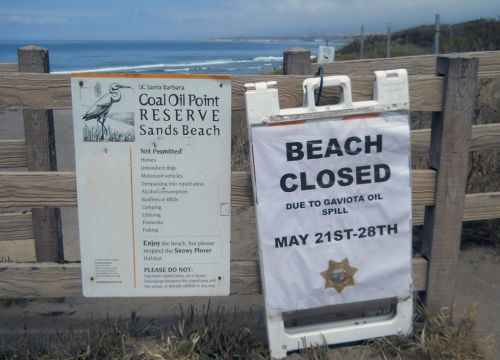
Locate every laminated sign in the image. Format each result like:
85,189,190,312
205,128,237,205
71,74,231,297
318,45,335,63
246,72,412,315
247,71,413,358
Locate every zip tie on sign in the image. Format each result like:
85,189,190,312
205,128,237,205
315,65,324,106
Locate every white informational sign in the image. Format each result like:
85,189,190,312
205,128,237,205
251,114,411,313
71,74,231,297
318,45,335,63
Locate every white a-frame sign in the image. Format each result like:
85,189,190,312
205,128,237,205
245,70,413,358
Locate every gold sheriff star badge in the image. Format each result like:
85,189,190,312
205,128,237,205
320,258,358,293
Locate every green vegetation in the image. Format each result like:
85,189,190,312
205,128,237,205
337,18,500,60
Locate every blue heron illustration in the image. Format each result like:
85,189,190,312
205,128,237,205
83,83,131,140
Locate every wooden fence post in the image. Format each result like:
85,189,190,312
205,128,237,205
283,48,311,75
422,56,479,313
18,45,64,263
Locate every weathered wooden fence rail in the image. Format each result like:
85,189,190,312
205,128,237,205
2,123,500,168
0,47,499,316
0,73,444,111
0,63,17,73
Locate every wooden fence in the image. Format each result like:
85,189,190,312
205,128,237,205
0,46,499,316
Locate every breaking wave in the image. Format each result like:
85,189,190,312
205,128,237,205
51,56,284,74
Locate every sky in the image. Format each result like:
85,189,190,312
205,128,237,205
0,0,499,40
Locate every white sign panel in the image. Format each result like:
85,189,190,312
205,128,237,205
318,45,335,63
251,114,411,313
71,74,231,297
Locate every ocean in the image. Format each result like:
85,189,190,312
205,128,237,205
0,40,345,75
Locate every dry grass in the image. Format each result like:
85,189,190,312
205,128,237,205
231,134,250,171
290,304,493,360
370,304,494,360
298,337,330,359
231,110,250,171
0,303,493,359
279,303,495,359
0,303,268,360
171,303,267,359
